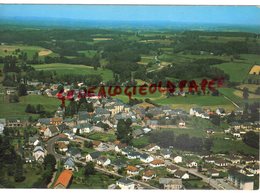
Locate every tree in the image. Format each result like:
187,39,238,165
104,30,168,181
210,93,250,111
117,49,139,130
255,87,260,95
242,131,259,149
116,119,133,144
204,138,213,152
14,156,25,182
84,161,95,177
25,104,33,113
17,84,27,96
243,87,249,100
9,94,19,103
84,141,93,148
36,104,45,114
210,114,221,126
43,154,56,171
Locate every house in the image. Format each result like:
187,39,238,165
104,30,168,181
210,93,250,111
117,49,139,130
56,135,70,145
214,159,228,167
167,165,178,174
159,178,183,190
207,169,220,177
242,156,257,164
178,120,186,128
63,130,74,140
121,146,135,155
174,170,189,179
204,156,216,164
127,151,141,160
86,151,101,162
216,108,225,116
66,147,81,159
6,119,26,128
54,170,73,189
114,142,127,153
161,149,171,159
186,161,197,168
58,142,68,152
230,122,241,130
97,156,111,167
44,125,59,138
173,155,182,163
140,153,154,163
64,157,77,171
112,159,127,171
116,178,135,189
28,135,39,146
95,108,111,118
189,107,203,117
233,133,241,138
228,169,254,190
142,170,156,181
50,117,63,126
146,120,158,129
92,140,103,148
225,155,241,164
245,164,260,175
77,111,93,124
143,127,152,134
73,123,93,134
145,144,160,152
150,160,165,167
126,165,140,176
33,146,45,163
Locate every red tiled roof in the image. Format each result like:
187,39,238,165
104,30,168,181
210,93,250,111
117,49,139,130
126,165,139,172
54,170,73,188
151,159,164,165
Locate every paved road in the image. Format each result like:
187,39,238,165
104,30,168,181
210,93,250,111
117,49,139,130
74,159,157,189
46,135,66,160
46,135,156,189
164,160,237,190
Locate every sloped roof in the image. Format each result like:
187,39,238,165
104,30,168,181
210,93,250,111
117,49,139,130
54,170,73,188
126,165,139,172
143,170,155,177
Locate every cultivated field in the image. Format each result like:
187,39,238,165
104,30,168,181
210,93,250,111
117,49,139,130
32,63,113,81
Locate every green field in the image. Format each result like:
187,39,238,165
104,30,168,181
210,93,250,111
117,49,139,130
71,170,119,189
0,95,60,119
32,63,113,81
212,138,258,156
214,62,253,82
87,132,116,142
0,44,53,59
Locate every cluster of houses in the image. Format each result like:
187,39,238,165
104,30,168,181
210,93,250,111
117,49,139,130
1,85,259,190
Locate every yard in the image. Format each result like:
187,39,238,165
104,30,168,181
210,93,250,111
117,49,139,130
2,164,42,188
87,132,116,142
70,170,119,189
